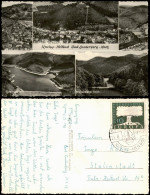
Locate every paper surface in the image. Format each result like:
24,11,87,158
1,1,149,194
1,99,149,194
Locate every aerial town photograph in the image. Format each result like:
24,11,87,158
2,51,75,97
2,1,33,50
33,1,118,44
119,1,148,50
76,51,148,96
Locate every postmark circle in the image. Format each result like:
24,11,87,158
109,127,147,153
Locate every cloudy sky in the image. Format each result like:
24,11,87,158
2,1,33,7
76,51,148,61
119,1,148,7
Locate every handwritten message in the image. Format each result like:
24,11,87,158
1,99,148,194
2,99,79,193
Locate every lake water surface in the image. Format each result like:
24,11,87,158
86,78,125,96
7,66,60,92
93,89,125,96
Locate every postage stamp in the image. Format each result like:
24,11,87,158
110,102,146,153
112,102,144,129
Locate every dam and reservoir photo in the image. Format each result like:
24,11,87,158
2,51,75,97
5,66,61,95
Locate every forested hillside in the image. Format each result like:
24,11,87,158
76,67,105,91
77,54,139,75
2,67,16,96
119,5,148,29
3,53,75,73
109,55,148,96
34,1,118,30
2,3,32,20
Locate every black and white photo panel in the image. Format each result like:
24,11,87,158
2,1,33,50
2,50,75,97
33,1,118,45
119,1,148,51
75,51,148,97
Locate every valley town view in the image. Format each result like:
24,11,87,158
33,1,118,44
119,3,148,51
2,3,32,50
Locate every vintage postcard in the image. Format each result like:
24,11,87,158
1,99,149,194
1,1,149,194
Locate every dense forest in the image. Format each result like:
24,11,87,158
109,55,148,96
76,67,105,91
52,68,75,95
2,67,16,97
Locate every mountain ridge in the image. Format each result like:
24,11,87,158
34,1,118,30
2,3,32,20
3,52,75,73
119,5,148,29
77,54,142,75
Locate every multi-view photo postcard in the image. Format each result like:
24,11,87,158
1,1,148,97
1,1,149,195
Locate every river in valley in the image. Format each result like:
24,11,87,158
88,78,125,96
